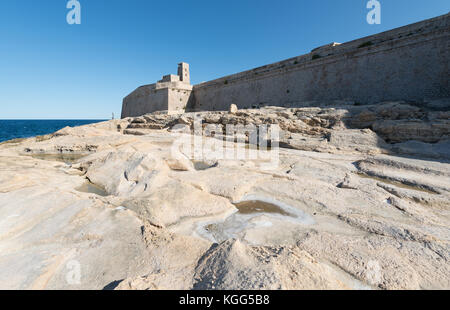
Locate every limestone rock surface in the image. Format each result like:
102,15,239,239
0,103,449,290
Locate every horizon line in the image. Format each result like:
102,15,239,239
0,118,110,121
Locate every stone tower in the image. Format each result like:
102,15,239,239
178,62,190,84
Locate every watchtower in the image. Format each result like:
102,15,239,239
178,62,190,84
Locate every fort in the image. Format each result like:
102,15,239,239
121,13,449,118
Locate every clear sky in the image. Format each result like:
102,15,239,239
0,0,448,119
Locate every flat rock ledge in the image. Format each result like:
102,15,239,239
0,102,449,290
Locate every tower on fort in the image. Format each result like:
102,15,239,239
121,63,193,117
178,62,190,84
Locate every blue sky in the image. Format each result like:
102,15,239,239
0,0,448,119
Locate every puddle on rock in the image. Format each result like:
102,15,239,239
356,172,438,195
76,181,109,197
30,153,87,164
192,161,217,171
197,196,314,244
234,200,293,216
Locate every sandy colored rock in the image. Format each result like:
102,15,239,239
0,104,448,290
229,104,238,114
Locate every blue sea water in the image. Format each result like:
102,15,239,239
0,120,107,143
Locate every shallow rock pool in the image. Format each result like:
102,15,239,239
196,195,314,244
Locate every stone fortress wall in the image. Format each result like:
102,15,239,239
122,13,449,118
121,63,194,117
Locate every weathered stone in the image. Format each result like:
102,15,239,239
0,108,449,290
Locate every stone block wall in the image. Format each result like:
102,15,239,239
192,13,449,111
121,13,449,118
121,85,168,118
168,87,194,115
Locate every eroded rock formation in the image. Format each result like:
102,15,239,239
0,100,448,290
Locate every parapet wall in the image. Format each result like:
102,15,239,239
192,13,449,111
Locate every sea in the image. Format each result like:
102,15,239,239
0,120,107,143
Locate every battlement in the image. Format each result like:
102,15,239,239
159,74,180,83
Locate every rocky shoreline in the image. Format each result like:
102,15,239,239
0,101,448,289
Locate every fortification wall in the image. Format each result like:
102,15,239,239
168,88,194,114
122,80,193,117
192,13,449,111
122,85,168,118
